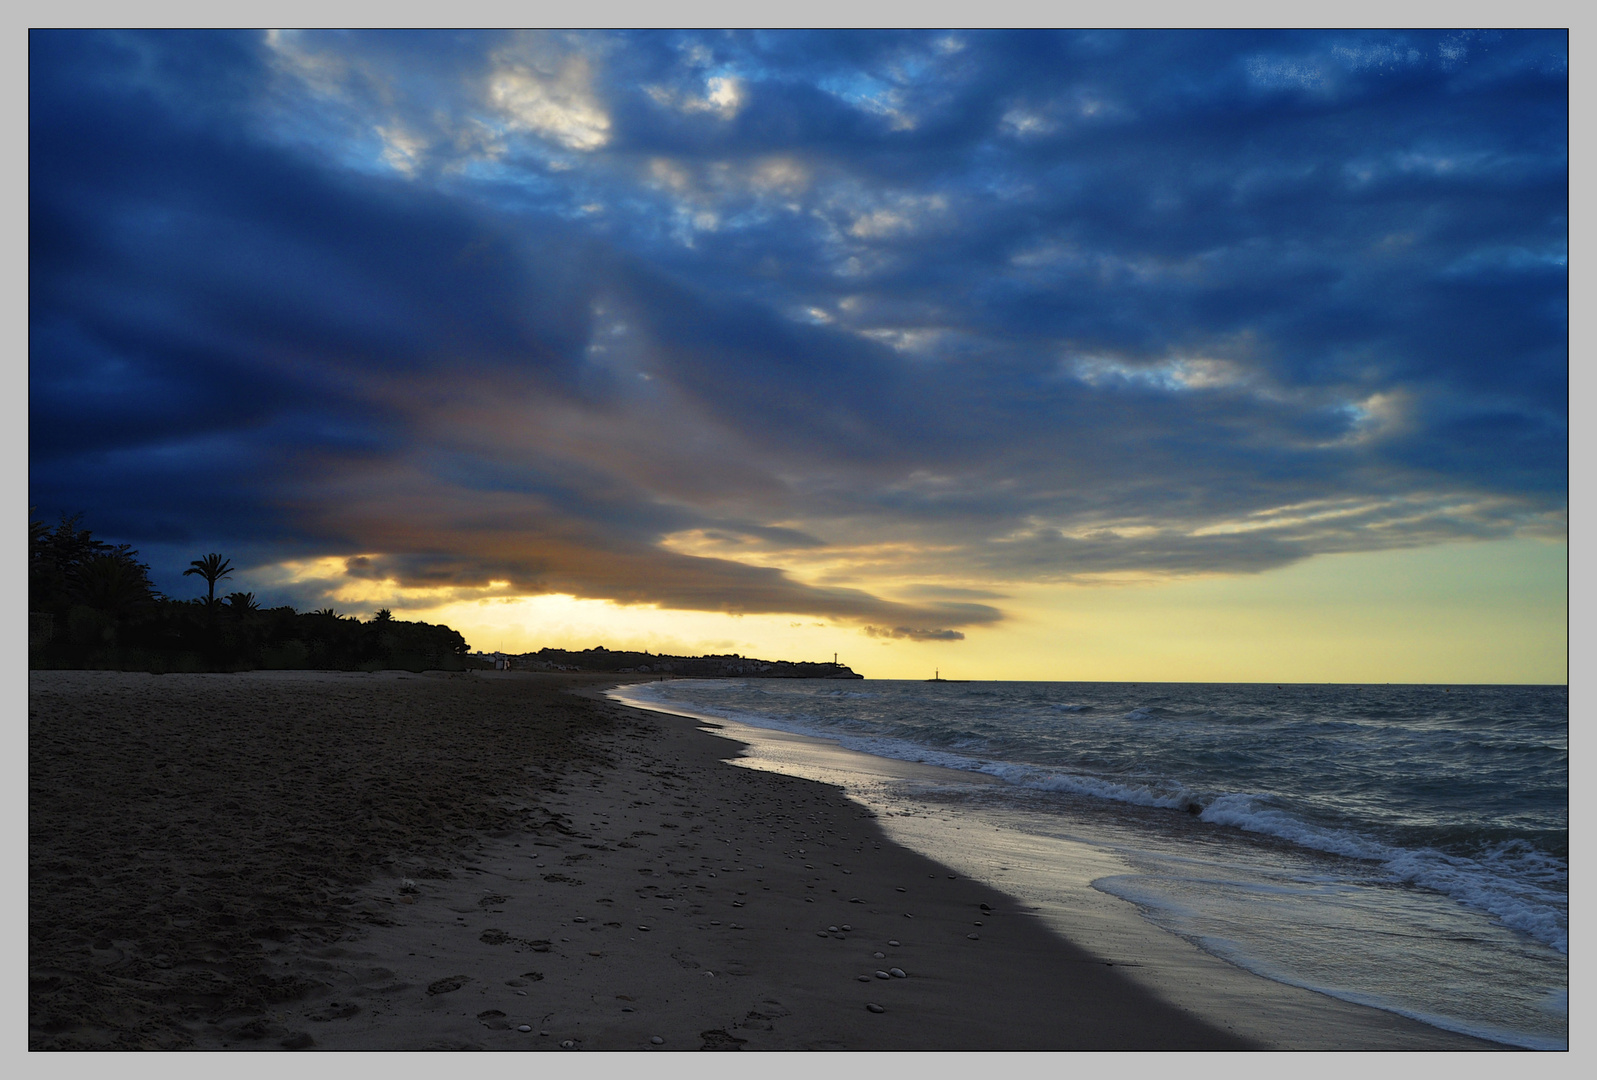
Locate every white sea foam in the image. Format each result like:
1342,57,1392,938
1200,794,1389,859
1200,793,1568,953
1383,848,1568,954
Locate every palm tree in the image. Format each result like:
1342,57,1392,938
225,591,260,613
373,608,394,623
183,553,234,607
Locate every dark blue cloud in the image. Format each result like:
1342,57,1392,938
29,29,1566,622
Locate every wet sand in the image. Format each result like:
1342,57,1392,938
29,670,1496,1050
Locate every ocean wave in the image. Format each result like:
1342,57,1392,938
1200,794,1389,860
1122,705,1185,721
614,681,1567,955
1201,794,1567,954
976,760,1199,811
1383,849,1567,954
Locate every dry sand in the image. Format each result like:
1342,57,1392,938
29,670,1498,1051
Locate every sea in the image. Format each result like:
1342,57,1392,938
608,679,1568,1049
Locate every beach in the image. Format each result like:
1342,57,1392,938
29,670,1499,1051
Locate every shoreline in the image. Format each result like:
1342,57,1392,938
29,670,1501,1050
601,683,1509,1051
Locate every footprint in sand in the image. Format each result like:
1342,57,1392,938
307,1002,360,1021
426,975,470,995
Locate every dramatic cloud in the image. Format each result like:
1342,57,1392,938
865,626,967,642
30,30,1567,630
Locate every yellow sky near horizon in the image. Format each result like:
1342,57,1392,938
292,536,1565,684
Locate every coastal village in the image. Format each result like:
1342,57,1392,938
470,645,863,679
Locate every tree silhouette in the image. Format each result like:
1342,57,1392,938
74,553,156,619
32,510,159,620
225,591,259,612
183,553,234,607
373,608,394,623
33,511,110,611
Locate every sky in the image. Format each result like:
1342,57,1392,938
28,29,1568,682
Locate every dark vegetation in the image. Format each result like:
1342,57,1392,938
29,513,469,672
